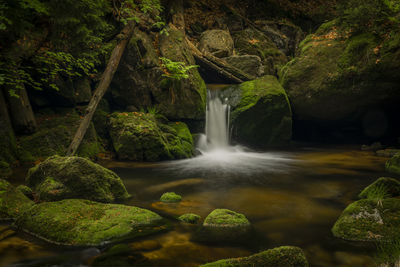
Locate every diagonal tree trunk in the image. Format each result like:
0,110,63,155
66,22,135,156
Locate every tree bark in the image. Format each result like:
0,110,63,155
0,88,17,163
5,84,37,134
66,22,136,156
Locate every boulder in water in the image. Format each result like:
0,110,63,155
26,156,130,202
160,192,182,203
200,246,308,267
386,153,400,175
178,213,201,224
15,199,166,246
358,177,400,199
0,179,34,220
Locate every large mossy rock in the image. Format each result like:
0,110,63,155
280,21,400,140
0,179,34,220
386,153,400,175
332,198,400,242
15,199,165,246
194,209,251,243
359,177,400,199
109,112,193,161
232,28,288,75
198,30,234,58
26,156,130,202
223,55,264,77
111,27,206,122
18,109,102,162
200,246,308,267
222,75,292,148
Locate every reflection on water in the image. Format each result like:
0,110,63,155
0,147,390,267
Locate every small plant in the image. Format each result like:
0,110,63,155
366,184,390,208
159,57,198,80
146,106,159,115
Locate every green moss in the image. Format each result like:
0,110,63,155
109,112,193,161
15,199,166,246
200,246,308,267
178,213,201,224
204,209,250,226
160,192,182,203
338,33,377,70
26,155,130,202
0,161,12,178
386,153,400,175
226,75,292,148
0,179,34,220
359,177,400,199
18,109,102,161
16,185,33,198
332,198,400,241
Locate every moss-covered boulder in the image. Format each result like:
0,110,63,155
223,55,264,77
15,199,165,246
280,21,400,140
26,156,130,202
386,153,400,175
160,192,182,203
359,177,400,199
18,108,102,161
332,198,400,242
109,112,193,161
194,209,251,243
0,179,34,220
16,185,33,199
221,75,292,148
178,213,201,224
200,246,308,267
111,27,206,121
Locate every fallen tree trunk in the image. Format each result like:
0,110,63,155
66,22,135,156
185,37,254,83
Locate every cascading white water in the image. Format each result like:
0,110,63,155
201,90,230,150
167,86,294,175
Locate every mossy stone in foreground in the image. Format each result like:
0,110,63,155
332,198,400,242
0,179,34,220
160,192,182,203
194,209,251,243
178,213,201,224
15,199,166,246
386,153,400,175
359,177,400,199
26,156,130,202
200,246,308,267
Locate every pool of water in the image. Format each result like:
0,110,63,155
1,146,394,266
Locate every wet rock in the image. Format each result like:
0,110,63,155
26,156,130,202
194,209,251,243
361,142,383,151
178,213,201,224
160,192,182,203
200,246,308,267
386,153,400,175
198,30,234,58
0,228,16,241
109,112,193,161
0,179,34,220
92,244,150,267
280,21,400,141
15,199,166,246
223,55,264,77
332,198,400,242
222,75,292,148
358,177,400,199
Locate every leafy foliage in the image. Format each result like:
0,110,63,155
159,57,198,81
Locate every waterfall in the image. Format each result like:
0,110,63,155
197,89,230,152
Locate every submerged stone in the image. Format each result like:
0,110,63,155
332,198,400,242
222,75,292,148
358,177,400,199
91,244,150,267
386,153,400,175
160,192,182,203
194,209,251,243
0,179,34,220
15,199,166,246
26,156,130,202
178,213,201,224
109,112,193,161
200,246,308,267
